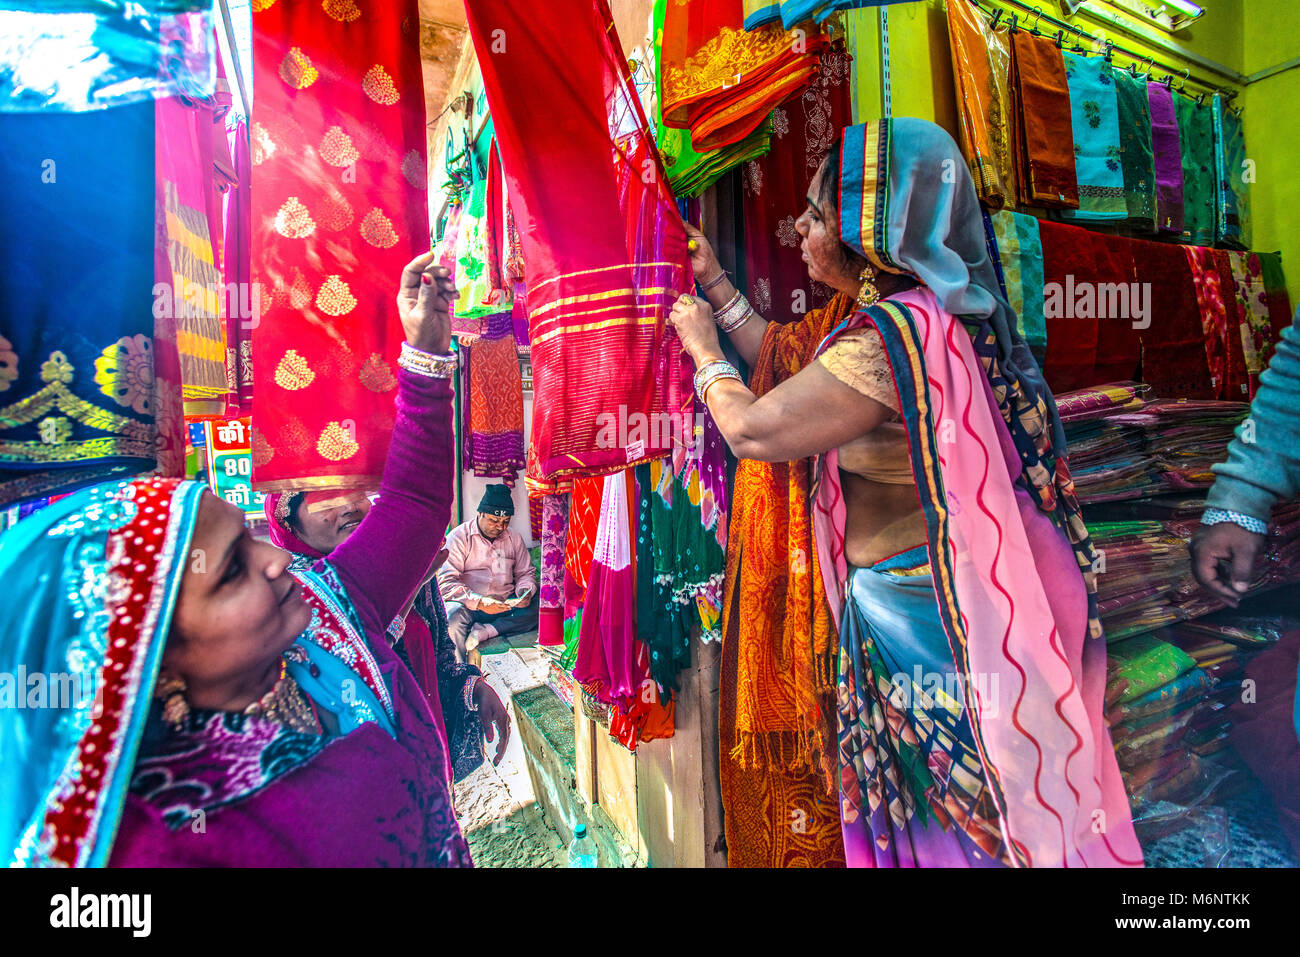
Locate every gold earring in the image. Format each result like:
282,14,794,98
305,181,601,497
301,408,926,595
155,673,190,730
856,264,880,309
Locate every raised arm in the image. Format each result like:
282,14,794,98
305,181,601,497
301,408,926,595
330,252,457,637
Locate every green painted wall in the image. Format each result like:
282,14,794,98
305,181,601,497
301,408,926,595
1241,0,1300,307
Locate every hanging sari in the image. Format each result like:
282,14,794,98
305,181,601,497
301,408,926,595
1008,29,1079,209
538,492,571,646
465,0,693,493
989,210,1046,361
0,102,170,507
1173,90,1216,247
820,120,1139,867
661,0,827,153
1059,54,1126,222
0,477,469,867
743,0,911,29
1212,94,1250,250
250,0,428,493
946,0,1017,209
1183,245,1232,398
465,311,525,479
1146,81,1184,235
1112,70,1157,232
573,472,639,702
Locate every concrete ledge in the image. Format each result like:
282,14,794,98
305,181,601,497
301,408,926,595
471,640,638,868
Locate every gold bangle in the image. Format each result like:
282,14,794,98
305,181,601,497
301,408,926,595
398,341,458,379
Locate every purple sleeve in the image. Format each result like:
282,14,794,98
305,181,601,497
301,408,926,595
330,369,456,639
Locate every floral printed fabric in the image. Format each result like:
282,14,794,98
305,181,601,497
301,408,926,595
1227,250,1273,397
1173,90,1217,246
1060,53,1126,221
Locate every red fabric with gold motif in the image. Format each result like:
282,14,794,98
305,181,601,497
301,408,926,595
250,0,427,492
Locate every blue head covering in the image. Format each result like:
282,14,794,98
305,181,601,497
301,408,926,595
0,477,204,866
837,118,1068,454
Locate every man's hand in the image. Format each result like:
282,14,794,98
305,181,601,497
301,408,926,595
474,680,511,766
515,589,534,607
1190,521,1265,607
479,599,511,615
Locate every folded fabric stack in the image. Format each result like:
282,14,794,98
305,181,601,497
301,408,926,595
660,0,827,154
1108,613,1300,815
1062,389,1249,503
1105,634,1220,808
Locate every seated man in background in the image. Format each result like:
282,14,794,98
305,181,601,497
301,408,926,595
439,484,537,659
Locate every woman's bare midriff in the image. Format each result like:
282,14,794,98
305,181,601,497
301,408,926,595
840,470,928,568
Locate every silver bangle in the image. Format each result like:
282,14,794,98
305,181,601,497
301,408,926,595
717,306,754,334
693,359,742,404
398,341,458,379
698,270,729,292
713,290,749,329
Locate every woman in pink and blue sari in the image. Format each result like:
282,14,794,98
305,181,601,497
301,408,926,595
671,119,1141,867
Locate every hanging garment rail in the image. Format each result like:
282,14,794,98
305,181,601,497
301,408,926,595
966,0,1242,101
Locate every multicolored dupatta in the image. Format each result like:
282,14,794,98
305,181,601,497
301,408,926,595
819,121,1140,867
464,0,693,493
250,0,428,493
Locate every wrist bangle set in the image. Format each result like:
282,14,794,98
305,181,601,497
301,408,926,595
698,269,729,293
1201,507,1268,536
713,290,754,334
693,359,742,404
398,340,458,379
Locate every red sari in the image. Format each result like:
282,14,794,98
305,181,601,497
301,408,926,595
464,0,693,493
250,0,428,492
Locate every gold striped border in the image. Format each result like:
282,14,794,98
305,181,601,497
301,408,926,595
530,261,680,293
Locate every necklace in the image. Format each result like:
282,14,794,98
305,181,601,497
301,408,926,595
244,659,321,734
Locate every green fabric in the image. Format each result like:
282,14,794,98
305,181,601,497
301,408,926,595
1212,94,1251,250
634,461,725,693
989,209,1045,363
1113,71,1157,232
1172,91,1216,246
1107,634,1199,704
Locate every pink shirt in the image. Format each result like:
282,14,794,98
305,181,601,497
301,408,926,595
437,518,536,610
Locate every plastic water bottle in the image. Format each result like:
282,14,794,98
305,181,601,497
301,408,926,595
566,824,598,868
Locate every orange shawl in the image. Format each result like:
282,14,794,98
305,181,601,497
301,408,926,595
946,0,1017,208
718,295,851,867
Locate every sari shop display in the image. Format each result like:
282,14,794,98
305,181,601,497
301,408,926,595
464,0,693,490
943,2,1249,247
250,0,428,492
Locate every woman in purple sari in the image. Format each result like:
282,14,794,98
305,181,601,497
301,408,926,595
0,255,473,867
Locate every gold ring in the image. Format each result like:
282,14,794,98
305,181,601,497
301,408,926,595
678,293,696,305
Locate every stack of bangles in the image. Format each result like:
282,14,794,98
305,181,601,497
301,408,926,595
693,359,742,403
398,340,458,378
713,289,755,334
